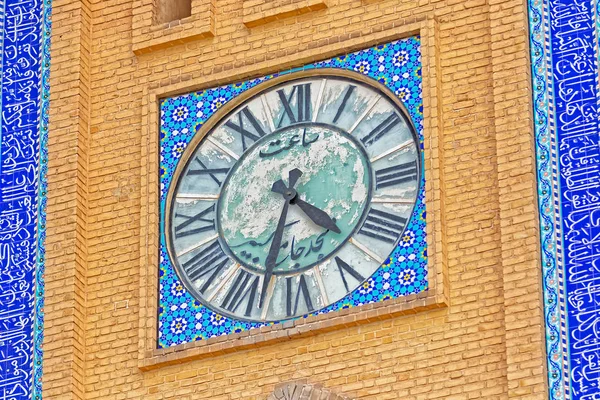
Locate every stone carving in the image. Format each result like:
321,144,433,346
268,381,351,400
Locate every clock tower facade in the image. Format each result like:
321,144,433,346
42,0,546,399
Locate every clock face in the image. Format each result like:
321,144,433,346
165,72,420,322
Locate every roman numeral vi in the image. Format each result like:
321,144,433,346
286,274,314,317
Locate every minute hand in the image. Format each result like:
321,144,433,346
294,198,341,233
260,198,289,308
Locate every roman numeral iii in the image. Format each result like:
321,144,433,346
375,160,418,189
359,208,407,244
277,83,312,128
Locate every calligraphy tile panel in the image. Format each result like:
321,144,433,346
529,0,600,399
0,0,50,398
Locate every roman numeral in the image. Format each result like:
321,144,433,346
174,204,216,238
286,274,314,317
187,157,230,186
375,160,418,189
221,270,260,317
277,83,312,128
224,107,267,151
335,257,365,293
333,85,356,124
182,240,229,292
359,208,407,244
361,113,401,147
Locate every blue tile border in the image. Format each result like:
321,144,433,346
0,0,50,398
157,37,428,348
3,0,598,395
529,0,600,399
0,2,5,155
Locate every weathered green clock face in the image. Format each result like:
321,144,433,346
218,124,372,275
166,72,420,322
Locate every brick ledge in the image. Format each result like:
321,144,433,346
243,0,328,28
132,0,215,55
139,293,446,371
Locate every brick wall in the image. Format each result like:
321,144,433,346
45,0,91,397
44,0,545,398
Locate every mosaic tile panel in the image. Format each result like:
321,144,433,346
529,0,600,399
158,36,426,348
0,0,50,398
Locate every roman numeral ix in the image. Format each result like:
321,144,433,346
359,208,407,244
375,160,418,189
182,240,229,292
277,83,312,128
174,204,216,238
224,106,267,151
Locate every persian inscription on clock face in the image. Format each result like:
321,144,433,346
166,73,420,322
218,124,371,275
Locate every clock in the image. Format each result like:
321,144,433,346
165,70,420,323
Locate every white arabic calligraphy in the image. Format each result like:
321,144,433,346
551,0,600,397
0,0,45,398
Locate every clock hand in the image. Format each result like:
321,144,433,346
260,169,302,308
288,168,303,188
293,197,341,234
271,168,302,195
260,197,289,308
272,167,340,233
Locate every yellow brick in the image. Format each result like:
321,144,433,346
44,0,545,399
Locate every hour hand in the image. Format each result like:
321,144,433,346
272,168,303,196
271,179,288,195
293,198,341,234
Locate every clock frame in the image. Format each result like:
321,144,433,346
140,33,445,359
164,69,421,323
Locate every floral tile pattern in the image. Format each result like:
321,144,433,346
158,36,427,347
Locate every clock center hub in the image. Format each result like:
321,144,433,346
284,189,297,201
